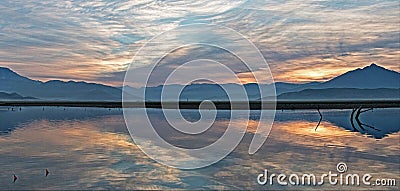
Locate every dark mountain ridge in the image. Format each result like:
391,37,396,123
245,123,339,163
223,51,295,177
0,67,122,101
317,63,400,89
0,92,36,100
1,63,399,101
278,88,400,100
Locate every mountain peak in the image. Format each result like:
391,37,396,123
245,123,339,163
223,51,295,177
369,63,378,67
320,63,400,89
0,67,32,81
362,63,385,70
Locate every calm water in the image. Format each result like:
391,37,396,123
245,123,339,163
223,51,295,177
0,107,399,190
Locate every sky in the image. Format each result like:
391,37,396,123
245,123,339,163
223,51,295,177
0,0,399,86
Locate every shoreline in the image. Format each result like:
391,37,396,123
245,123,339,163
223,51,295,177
1,100,399,110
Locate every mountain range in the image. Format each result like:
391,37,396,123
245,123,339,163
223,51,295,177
0,92,36,100
0,67,122,101
0,63,399,101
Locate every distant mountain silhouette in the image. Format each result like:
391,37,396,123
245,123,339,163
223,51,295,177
125,63,399,101
1,63,399,101
274,82,321,95
274,63,400,100
317,63,400,89
0,67,123,101
265,63,400,100
122,82,330,101
0,67,32,82
278,88,400,100
0,92,36,100
122,83,277,101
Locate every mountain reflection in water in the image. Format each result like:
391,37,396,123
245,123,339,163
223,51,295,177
0,107,398,190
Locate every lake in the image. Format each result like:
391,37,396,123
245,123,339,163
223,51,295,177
0,107,398,190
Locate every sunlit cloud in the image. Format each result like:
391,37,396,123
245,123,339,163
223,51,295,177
0,0,398,86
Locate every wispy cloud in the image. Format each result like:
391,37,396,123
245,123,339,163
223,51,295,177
0,0,398,86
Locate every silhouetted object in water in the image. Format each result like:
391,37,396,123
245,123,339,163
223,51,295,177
45,169,49,177
315,106,380,133
315,108,322,131
350,107,380,132
354,107,380,132
13,174,17,183
350,108,359,132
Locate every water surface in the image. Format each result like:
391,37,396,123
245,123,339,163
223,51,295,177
0,107,398,190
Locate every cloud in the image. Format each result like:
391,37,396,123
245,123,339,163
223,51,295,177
0,0,398,86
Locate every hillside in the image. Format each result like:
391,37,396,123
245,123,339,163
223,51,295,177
0,92,36,100
317,63,400,89
278,88,400,100
1,63,399,101
0,67,123,101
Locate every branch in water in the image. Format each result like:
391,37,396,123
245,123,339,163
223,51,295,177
315,108,323,131
360,108,373,113
354,107,380,132
355,107,366,131
350,108,359,132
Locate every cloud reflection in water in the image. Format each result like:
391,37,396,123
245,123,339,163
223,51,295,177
0,107,398,190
